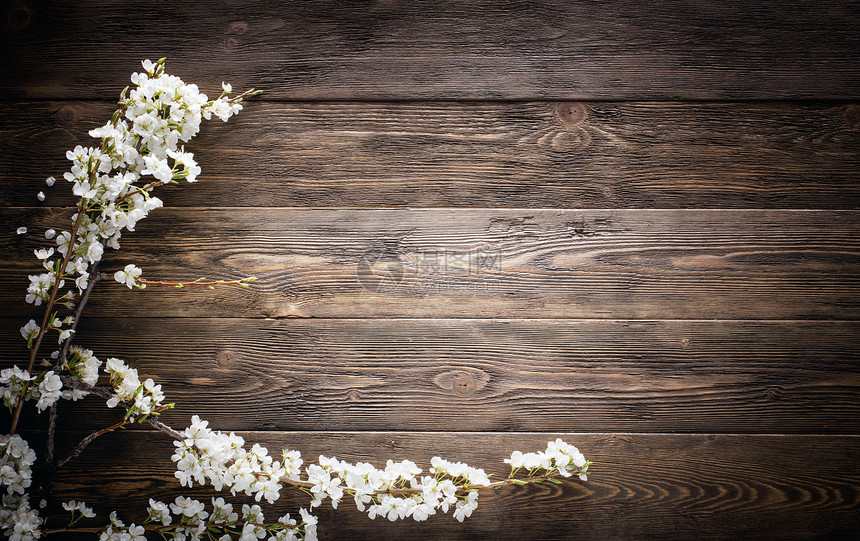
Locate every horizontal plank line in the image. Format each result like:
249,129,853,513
6,314,857,325
50,429,860,438
9,206,860,213
6,100,857,209
5,97,860,105
7,315,858,321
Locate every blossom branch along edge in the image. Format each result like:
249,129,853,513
1,59,591,541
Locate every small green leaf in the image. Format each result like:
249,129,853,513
548,478,563,484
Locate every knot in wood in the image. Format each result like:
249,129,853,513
57,106,76,124
844,105,860,130
557,102,587,127
228,21,249,34
217,350,237,367
764,386,784,399
452,373,476,396
433,368,490,397
7,6,32,31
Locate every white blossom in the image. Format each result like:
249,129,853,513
0,494,42,541
35,371,62,412
62,499,96,518
26,273,56,306
114,264,143,289
146,499,171,526
19,320,39,343
56,328,74,344
103,358,165,418
0,367,33,410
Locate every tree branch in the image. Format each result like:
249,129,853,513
46,263,103,470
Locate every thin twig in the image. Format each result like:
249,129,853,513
138,277,255,288
53,416,140,471
55,263,102,370
46,264,103,472
55,379,181,468
10,207,87,435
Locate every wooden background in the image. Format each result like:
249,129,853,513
2,1,859,539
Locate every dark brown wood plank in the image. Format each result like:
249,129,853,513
3,208,858,319
2,1,860,100
3,318,858,434
3,101,860,209
29,431,860,540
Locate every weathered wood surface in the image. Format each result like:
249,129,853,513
4,208,858,319
3,318,859,434
32,431,860,540
2,101,860,209
4,1,860,538
2,1,860,100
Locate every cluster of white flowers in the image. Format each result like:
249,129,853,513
306,454,477,522
170,409,593,529
19,315,72,350
104,358,167,419
0,436,41,539
0,367,32,411
99,511,146,541
1,347,102,418
62,499,96,527
33,371,62,413
0,366,64,414
12,59,249,419
172,416,301,505
0,494,41,541
505,438,590,481
171,418,589,528
139,496,317,541
61,346,102,401
62,499,96,517
0,435,35,497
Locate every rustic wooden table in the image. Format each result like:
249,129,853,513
2,1,859,539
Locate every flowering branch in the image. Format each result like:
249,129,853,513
1,59,591,540
9,205,87,435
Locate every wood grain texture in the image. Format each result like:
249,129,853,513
3,2,860,538
3,208,858,319
2,1,860,100
2,101,860,209
32,431,860,540
3,318,858,434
